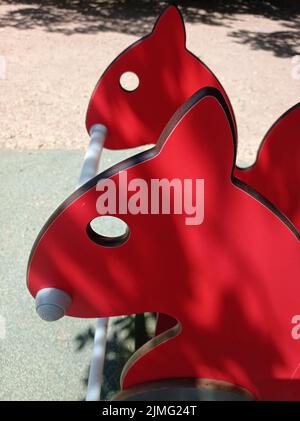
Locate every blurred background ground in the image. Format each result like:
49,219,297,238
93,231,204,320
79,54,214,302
0,0,300,400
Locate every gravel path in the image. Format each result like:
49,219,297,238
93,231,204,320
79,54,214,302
1,2,300,167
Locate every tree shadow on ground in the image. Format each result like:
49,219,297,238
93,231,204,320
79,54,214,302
230,29,300,58
75,314,155,400
0,1,299,57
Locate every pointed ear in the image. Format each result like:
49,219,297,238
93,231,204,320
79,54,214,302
157,88,236,180
152,5,185,46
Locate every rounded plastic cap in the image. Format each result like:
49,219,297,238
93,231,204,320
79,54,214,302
35,288,71,322
89,123,107,137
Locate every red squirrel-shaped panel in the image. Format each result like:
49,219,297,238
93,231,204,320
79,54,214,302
27,6,300,401
28,88,300,400
86,5,236,149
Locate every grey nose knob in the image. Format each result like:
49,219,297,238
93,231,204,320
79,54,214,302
35,288,71,321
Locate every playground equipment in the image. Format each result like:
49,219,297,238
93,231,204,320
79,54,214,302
27,6,300,400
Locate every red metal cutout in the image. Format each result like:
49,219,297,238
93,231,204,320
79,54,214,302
28,89,300,400
86,5,235,149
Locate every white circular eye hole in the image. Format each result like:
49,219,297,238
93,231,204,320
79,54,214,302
119,71,139,92
87,216,130,247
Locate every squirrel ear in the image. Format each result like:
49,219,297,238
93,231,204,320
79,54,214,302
152,5,185,46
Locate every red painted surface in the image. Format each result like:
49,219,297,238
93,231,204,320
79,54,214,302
87,4,236,338
28,89,300,400
86,6,236,149
235,104,300,233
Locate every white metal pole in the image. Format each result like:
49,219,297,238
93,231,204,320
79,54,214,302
78,124,109,401
86,317,109,401
78,124,107,187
